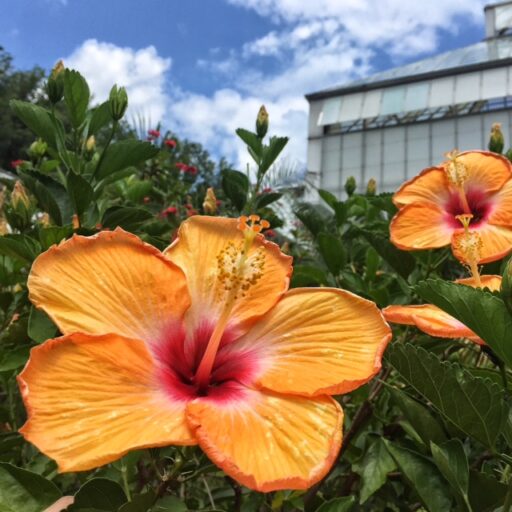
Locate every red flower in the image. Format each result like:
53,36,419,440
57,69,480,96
160,206,178,218
184,204,193,210
148,129,160,138
164,139,177,149
176,163,188,172
10,159,24,169
143,196,151,204
262,187,273,193
265,229,276,239
186,165,198,176
216,199,222,207
186,208,198,217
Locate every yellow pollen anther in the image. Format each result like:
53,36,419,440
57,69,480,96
444,150,469,188
454,228,483,286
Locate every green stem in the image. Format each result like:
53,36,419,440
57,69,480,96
503,475,512,512
93,120,117,180
121,460,131,501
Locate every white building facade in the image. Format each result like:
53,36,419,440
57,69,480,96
306,2,512,196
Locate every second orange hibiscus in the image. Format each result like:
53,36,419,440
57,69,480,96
390,150,512,263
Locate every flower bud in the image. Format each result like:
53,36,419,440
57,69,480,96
85,135,96,152
256,105,269,138
366,178,377,196
202,187,218,215
109,85,128,121
344,176,356,197
28,139,48,159
11,181,31,212
489,123,504,154
46,60,65,104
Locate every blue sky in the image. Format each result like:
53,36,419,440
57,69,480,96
1,0,489,166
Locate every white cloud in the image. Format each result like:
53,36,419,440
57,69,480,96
65,39,171,125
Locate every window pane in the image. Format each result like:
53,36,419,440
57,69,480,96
319,97,342,125
381,87,405,115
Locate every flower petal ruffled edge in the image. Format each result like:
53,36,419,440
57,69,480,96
18,332,196,472
393,166,448,208
186,391,343,492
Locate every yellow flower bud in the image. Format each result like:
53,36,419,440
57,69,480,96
85,135,96,152
11,181,31,211
366,178,377,196
489,122,504,154
256,105,269,138
202,187,218,215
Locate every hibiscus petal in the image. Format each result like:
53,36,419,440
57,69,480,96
456,151,512,194
452,224,512,263
455,274,502,291
383,304,480,341
229,288,390,396
28,229,190,343
186,389,342,492
488,179,512,227
18,333,195,472
390,202,453,250
164,216,292,334
393,167,449,208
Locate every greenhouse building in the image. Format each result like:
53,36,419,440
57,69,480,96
305,1,512,196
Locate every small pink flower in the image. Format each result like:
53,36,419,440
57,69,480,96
160,206,178,218
164,139,177,149
176,163,188,172
148,129,160,138
186,165,198,176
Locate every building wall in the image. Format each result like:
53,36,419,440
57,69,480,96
316,110,512,196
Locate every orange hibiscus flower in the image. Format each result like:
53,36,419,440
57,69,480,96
383,275,501,344
390,150,512,263
18,215,391,492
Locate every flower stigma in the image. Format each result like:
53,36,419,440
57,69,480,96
193,215,268,393
455,213,483,286
444,150,471,214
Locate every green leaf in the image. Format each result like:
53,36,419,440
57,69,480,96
70,478,126,511
318,189,338,209
294,203,331,237
221,169,249,212
28,306,57,343
360,229,415,278
388,387,447,447
0,234,41,264
317,232,345,275
290,265,329,287
384,441,452,512
96,140,159,180
117,491,155,512
236,128,262,162
256,192,282,209
0,346,30,372
67,172,94,216
63,69,90,128
416,278,512,367
430,440,471,511
0,463,61,512
102,207,153,231
125,180,152,203
20,170,70,225
9,100,57,147
315,496,356,512
38,225,73,250
353,438,396,504
468,470,508,512
151,495,187,511
386,343,507,449
259,136,289,175
88,101,112,136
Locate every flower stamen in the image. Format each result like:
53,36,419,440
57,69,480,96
444,150,471,214
194,215,268,393
455,214,482,286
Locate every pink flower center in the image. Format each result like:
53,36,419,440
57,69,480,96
153,322,260,403
444,187,494,229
